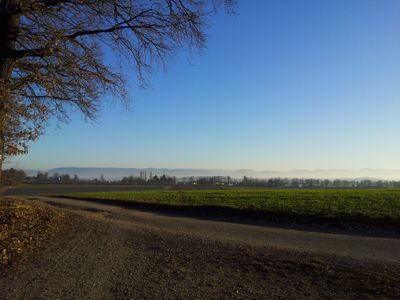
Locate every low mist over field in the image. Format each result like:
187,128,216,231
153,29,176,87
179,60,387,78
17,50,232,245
23,167,400,180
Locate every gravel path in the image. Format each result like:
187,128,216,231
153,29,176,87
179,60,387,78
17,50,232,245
1,197,399,299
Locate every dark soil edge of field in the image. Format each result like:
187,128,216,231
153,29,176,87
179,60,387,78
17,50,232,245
51,195,400,237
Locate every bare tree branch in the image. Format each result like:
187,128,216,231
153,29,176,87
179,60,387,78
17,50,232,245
0,0,236,179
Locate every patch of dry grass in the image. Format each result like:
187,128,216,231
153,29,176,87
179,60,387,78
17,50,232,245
0,197,65,267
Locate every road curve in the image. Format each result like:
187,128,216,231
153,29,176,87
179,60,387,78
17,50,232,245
37,196,400,263
1,196,399,299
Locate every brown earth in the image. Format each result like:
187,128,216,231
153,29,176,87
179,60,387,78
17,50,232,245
2,184,165,196
1,196,399,299
0,197,65,267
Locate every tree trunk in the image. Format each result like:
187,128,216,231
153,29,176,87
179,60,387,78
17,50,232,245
0,126,4,190
0,1,19,188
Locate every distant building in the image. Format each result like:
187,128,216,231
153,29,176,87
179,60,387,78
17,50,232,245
140,170,147,180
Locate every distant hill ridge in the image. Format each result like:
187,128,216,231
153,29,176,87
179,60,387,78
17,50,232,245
28,167,400,180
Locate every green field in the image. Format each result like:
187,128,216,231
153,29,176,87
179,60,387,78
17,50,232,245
57,188,400,224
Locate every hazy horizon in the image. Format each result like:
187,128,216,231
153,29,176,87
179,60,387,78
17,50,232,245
16,166,400,181
9,0,400,172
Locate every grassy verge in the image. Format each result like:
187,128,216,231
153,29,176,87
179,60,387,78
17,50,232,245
55,188,400,230
0,197,65,267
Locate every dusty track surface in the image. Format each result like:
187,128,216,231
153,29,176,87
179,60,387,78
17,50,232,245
1,197,400,299
2,184,163,196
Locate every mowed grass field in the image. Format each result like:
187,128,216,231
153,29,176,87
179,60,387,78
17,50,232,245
57,188,400,225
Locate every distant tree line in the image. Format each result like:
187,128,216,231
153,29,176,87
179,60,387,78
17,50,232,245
15,171,400,189
26,171,177,185
237,177,400,188
179,176,400,188
180,176,236,185
30,172,80,184
120,174,176,185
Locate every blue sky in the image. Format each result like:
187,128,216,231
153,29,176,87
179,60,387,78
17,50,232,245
10,0,400,171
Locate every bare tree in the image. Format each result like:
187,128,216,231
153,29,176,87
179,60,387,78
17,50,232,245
0,0,235,181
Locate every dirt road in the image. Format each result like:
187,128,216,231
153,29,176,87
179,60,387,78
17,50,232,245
1,196,399,299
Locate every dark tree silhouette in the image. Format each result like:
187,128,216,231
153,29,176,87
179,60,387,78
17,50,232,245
0,0,236,181
2,168,26,186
